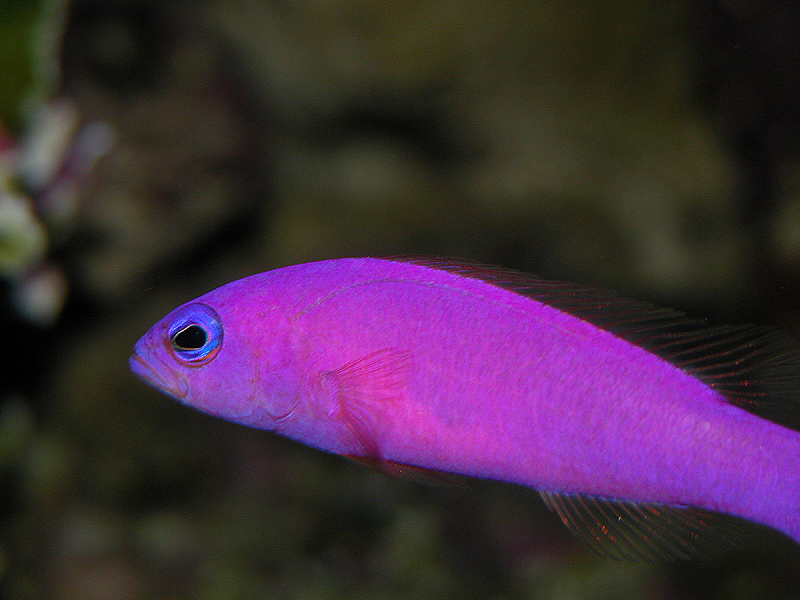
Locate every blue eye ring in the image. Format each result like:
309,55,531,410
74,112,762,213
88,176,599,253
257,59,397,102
167,303,223,365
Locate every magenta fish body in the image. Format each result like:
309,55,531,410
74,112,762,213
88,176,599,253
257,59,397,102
130,257,800,559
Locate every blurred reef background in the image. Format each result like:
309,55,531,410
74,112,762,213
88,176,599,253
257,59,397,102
2,0,800,598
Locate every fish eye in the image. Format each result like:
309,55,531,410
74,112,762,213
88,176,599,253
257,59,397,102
172,324,208,350
167,303,223,365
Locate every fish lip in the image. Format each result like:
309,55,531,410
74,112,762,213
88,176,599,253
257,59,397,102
129,352,188,400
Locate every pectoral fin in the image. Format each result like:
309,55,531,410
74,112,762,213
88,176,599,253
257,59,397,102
323,348,413,463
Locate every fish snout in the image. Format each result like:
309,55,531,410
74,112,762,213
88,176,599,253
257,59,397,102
129,351,189,400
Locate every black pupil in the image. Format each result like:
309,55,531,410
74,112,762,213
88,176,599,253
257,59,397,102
173,325,207,350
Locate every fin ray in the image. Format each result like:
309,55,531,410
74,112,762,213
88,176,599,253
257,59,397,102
539,491,749,560
323,348,413,462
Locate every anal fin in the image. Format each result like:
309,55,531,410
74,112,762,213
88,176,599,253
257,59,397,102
539,491,749,560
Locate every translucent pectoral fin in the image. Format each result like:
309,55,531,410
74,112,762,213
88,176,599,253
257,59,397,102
539,491,749,560
323,348,413,462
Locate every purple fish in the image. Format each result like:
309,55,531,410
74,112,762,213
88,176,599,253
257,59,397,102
130,257,800,559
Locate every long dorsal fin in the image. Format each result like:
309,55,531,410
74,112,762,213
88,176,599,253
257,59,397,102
539,491,749,560
387,256,800,430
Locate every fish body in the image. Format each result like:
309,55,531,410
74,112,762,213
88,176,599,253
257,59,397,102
130,257,800,557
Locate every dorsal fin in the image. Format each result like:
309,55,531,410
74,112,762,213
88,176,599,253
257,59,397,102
539,491,749,560
386,256,800,430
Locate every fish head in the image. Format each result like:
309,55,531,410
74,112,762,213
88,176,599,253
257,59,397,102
130,287,303,428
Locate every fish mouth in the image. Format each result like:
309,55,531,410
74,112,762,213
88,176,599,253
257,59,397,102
129,352,188,400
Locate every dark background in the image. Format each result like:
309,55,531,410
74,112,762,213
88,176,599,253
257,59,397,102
2,0,800,598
